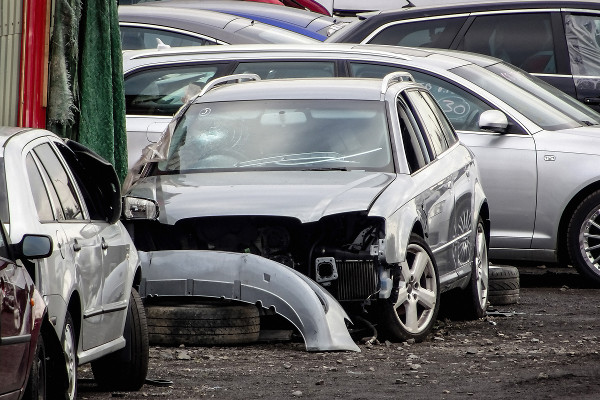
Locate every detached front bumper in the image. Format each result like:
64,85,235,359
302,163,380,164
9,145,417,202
138,250,360,352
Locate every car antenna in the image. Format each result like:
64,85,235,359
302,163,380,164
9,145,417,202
403,0,416,8
156,38,171,50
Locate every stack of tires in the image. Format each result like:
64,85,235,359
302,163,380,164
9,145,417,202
488,265,520,305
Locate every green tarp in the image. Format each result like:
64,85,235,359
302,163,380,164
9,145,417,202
47,0,128,183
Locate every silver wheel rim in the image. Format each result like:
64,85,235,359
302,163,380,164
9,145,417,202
456,208,473,264
392,243,438,334
474,222,489,309
63,323,76,400
580,207,600,273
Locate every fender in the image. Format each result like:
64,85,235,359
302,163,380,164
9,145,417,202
137,250,360,352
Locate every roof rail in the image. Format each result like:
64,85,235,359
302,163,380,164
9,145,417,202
381,71,415,94
198,73,261,97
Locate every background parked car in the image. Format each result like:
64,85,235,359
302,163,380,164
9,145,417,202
119,4,318,50
0,127,148,399
0,228,51,399
123,73,490,342
120,0,350,40
122,43,600,284
326,0,600,110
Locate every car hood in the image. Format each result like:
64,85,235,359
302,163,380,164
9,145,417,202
536,125,600,154
129,171,395,224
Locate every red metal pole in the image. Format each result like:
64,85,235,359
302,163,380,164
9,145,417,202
19,0,50,128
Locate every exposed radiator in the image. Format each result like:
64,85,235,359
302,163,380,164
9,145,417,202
335,260,377,301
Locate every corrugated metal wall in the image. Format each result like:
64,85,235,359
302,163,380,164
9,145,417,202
0,0,22,126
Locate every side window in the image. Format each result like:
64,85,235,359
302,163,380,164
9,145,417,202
26,154,57,222
565,13,600,77
33,143,84,221
367,17,467,48
458,13,556,74
125,64,223,116
233,61,335,79
120,26,219,50
397,98,430,173
404,89,449,156
349,62,494,131
420,91,458,147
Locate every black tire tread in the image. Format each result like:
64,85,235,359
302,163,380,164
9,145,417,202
488,265,520,305
146,303,260,346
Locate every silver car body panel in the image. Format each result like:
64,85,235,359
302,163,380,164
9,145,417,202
0,127,140,364
138,250,360,352
122,43,600,265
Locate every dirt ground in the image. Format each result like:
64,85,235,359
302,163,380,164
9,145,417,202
78,266,600,400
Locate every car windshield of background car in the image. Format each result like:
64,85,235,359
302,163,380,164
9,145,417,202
244,24,320,43
157,99,393,173
451,64,599,131
484,61,600,128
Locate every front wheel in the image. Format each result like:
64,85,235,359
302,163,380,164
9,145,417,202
23,333,47,400
567,190,600,285
461,218,489,319
382,234,440,342
47,312,77,400
91,287,149,391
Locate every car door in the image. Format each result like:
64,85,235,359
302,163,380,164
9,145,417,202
30,141,106,351
58,140,132,343
349,61,538,251
0,235,31,396
397,89,457,282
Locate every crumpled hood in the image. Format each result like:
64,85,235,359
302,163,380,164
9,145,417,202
130,171,395,224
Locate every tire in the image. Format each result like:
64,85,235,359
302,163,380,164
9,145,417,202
460,218,490,319
47,311,77,400
382,234,440,342
567,190,600,285
488,265,520,305
146,302,260,346
23,333,47,400
91,287,149,391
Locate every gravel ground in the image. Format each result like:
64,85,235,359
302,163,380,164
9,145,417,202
78,266,600,400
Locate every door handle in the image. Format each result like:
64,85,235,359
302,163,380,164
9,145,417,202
73,239,81,252
584,97,600,105
101,238,108,250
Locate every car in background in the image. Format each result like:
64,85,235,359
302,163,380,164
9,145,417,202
123,72,490,342
0,228,51,399
326,0,600,110
120,0,350,40
122,43,600,284
119,4,318,50
0,127,148,400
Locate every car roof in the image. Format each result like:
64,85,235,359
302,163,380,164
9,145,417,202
195,77,397,102
118,5,318,44
327,0,600,42
121,43,478,74
0,127,54,148
140,0,342,40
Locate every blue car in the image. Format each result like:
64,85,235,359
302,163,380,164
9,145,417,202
123,0,351,40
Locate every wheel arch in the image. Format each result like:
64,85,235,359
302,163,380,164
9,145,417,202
557,181,600,265
479,201,491,246
66,291,82,345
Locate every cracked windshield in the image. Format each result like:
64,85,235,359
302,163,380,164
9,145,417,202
158,100,393,172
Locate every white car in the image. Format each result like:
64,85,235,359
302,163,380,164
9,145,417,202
0,127,148,399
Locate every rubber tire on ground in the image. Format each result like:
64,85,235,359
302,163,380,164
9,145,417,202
47,311,77,400
91,287,149,391
23,333,46,400
146,302,260,346
567,190,600,285
382,234,441,342
488,265,520,305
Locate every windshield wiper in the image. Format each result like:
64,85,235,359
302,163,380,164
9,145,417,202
301,167,349,171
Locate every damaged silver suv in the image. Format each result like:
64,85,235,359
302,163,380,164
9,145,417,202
122,73,489,347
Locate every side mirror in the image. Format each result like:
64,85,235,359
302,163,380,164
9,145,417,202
122,196,159,220
479,110,508,133
13,234,53,260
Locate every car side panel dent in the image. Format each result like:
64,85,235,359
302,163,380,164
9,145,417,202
137,250,360,352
